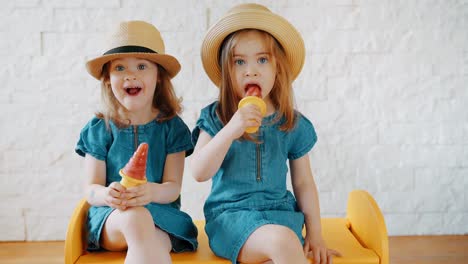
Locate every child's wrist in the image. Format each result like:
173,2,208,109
220,125,237,142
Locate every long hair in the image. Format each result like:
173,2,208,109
96,63,181,128
217,29,297,140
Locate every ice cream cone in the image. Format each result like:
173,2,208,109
238,96,267,133
119,143,148,188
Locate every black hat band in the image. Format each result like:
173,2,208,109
103,45,158,55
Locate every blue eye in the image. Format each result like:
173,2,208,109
138,64,146,70
258,57,268,64
234,59,245,66
115,65,125,71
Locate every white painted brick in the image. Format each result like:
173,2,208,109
442,213,468,234
372,74,461,101
355,4,395,30
327,75,362,100
397,146,465,168
386,213,445,235
1,150,36,173
435,122,468,144
84,0,120,8
374,191,417,213
314,166,356,192
413,188,461,213
379,123,440,145
325,53,350,77
446,61,468,91
180,173,210,220
463,52,468,75
53,7,205,33
327,6,359,30
318,191,348,215
357,167,415,192
14,0,41,8
43,0,84,8
305,53,329,77
0,33,41,56
26,215,69,240
122,8,205,33
0,210,25,241
43,32,105,56
295,74,328,101
1,56,34,79
0,8,54,32
415,168,466,212
30,56,84,80
318,121,379,145
281,7,323,32
52,9,121,33
123,0,206,9
299,100,343,124
440,2,468,29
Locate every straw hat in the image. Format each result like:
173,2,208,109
201,3,305,87
86,20,180,80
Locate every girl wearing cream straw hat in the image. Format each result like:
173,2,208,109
75,20,198,263
191,4,340,264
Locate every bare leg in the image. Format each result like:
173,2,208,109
238,224,308,264
101,207,172,264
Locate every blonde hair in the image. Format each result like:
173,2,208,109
217,29,297,139
96,63,181,128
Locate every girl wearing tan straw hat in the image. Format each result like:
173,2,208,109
75,20,197,263
191,3,340,264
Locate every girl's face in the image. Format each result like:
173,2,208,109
108,57,158,115
231,30,277,100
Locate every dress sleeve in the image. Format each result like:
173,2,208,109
191,102,221,146
75,117,112,161
166,116,194,156
288,113,318,160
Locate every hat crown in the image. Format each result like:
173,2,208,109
86,20,181,80
228,3,271,14
106,20,165,55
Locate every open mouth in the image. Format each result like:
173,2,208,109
125,87,142,96
244,84,262,97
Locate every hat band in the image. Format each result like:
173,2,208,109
103,45,158,55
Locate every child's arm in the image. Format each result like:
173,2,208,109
190,128,234,182
191,104,263,182
290,155,322,239
290,155,341,262
84,154,127,210
124,151,185,206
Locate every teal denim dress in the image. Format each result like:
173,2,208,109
192,102,317,263
76,116,198,252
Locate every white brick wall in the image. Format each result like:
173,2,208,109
0,0,466,241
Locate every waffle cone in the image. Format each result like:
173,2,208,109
119,170,147,188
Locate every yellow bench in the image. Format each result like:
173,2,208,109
65,190,388,264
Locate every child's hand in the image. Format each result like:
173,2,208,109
122,182,153,207
226,104,263,139
303,234,341,264
104,182,128,210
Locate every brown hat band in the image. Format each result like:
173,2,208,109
103,45,158,55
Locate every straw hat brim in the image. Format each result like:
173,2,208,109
201,9,305,87
86,52,181,80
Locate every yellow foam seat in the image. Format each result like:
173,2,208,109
65,190,388,264
319,218,378,264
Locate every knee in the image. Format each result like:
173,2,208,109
120,207,154,233
268,226,302,252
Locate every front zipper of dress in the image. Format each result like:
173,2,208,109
256,143,261,182
133,125,138,150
